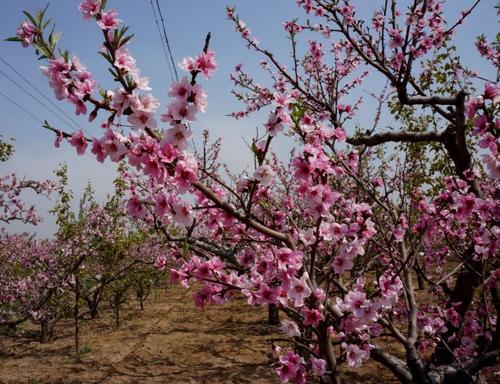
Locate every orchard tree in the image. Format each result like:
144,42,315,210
10,1,499,383
0,135,59,335
69,168,164,321
0,137,54,226
0,165,100,342
52,166,162,347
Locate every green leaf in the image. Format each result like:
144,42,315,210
251,142,259,157
37,4,50,25
22,11,37,26
108,68,118,79
117,26,128,41
290,103,306,123
98,51,113,63
58,49,69,62
43,18,52,30
4,36,23,42
119,34,134,48
51,31,61,48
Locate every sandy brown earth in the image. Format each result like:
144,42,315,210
0,284,400,384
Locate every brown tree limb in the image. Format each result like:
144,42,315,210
347,131,443,146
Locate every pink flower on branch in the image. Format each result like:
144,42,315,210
179,50,217,79
344,343,369,368
79,0,100,19
288,273,312,307
127,110,157,130
302,307,324,326
17,21,37,47
97,9,121,30
280,319,301,337
69,130,88,155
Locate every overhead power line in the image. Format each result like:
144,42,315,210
0,90,45,124
0,59,123,175
154,0,179,81
0,89,118,174
149,0,175,83
0,58,100,142
0,67,77,131
0,56,86,132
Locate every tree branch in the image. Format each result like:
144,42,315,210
347,131,443,146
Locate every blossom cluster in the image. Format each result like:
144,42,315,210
0,173,54,225
465,82,500,179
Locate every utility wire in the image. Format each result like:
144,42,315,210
155,0,179,81
0,65,98,141
0,67,77,131
0,89,117,174
150,0,174,83
0,56,86,131
150,0,175,83
0,90,45,124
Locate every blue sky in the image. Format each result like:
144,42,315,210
0,0,497,237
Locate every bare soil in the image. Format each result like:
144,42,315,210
0,284,400,384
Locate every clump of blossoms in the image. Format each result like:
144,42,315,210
0,233,63,328
0,173,55,225
11,1,500,383
465,82,500,179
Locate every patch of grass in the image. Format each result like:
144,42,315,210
80,345,92,354
0,325,17,337
252,319,276,335
74,344,92,363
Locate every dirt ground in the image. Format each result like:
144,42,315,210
0,284,399,384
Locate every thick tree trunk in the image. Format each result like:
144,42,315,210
268,304,280,325
115,309,120,328
427,366,487,384
371,346,493,384
433,255,482,365
74,277,80,356
85,288,102,319
136,287,146,311
88,300,99,319
371,347,412,384
417,273,425,290
39,319,55,343
318,323,341,384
